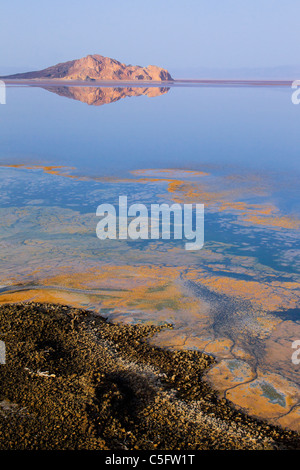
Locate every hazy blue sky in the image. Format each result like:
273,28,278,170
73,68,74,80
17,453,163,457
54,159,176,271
1,0,299,75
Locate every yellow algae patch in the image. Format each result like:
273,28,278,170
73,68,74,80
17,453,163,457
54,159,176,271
203,338,234,358
230,347,253,362
94,279,204,320
2,264,208,326
151,329,214,351
2,164,78,179
263,320,300,383
226,369,300,423
187,274,300,312
2,167,193,188
131,169,209,178
41,265,180,291
167,181,232,207
243,214,300,230
3,164,299,231
148,330,192,350
276,406,300,432
0,289,93,309
165,178,300,231
205,359,255,394
255,315,281,337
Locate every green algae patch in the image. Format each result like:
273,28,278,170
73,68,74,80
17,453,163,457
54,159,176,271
147,284,169,293
260,382,286,408
0,302,299,450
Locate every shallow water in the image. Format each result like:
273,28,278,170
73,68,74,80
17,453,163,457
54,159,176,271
0,83,299,429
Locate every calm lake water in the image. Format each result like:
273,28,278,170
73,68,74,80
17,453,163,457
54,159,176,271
0,82,299,429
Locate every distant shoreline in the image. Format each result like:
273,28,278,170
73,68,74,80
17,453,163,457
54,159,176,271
1,78,294,87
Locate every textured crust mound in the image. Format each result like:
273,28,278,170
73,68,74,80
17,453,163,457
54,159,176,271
0,302,299,450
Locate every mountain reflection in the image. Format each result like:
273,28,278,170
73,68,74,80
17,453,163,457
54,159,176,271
42,86,170,106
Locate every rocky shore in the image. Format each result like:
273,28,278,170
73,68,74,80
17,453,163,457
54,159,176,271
0,302,299,450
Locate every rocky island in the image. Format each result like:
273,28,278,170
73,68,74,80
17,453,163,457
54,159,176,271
1,54,173,82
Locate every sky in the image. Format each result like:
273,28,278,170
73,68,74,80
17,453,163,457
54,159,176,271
0,0,300,77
